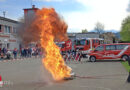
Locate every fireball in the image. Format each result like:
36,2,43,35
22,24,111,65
33,8,71,81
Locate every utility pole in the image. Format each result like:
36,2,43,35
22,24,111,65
3,11,6,17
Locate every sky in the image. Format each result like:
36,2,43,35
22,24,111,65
0,0,130,32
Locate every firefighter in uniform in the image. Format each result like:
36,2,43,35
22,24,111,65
127,56,130,83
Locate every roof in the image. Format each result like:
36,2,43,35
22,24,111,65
77,32,99,34
23,5,39,11
76,38,104,40
68,32,99,34
0,16,19,24
23,8,39,11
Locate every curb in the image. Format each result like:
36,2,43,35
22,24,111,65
0,57,42,63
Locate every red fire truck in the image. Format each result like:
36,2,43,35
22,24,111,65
56,39,72,54
89,43,130,62
74,38,103,55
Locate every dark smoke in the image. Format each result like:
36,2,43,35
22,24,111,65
18,13,40,45
18,8,68,45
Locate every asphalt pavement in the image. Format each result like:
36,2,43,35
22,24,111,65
0,58,130,90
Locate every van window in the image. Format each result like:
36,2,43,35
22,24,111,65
95,45,104,51
106,45,116,50
116,44,128,50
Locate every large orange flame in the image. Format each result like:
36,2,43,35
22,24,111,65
33,8,71,81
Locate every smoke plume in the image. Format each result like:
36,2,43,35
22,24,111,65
18,8,68,45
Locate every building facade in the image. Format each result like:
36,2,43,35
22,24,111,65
68,32,100,41
0,16,20,50
23,5,39,24
100,32,117,44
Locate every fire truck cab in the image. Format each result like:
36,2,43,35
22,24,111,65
74,38,103,55
56,39,72,54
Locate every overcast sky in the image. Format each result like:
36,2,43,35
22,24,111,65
0,0,130,32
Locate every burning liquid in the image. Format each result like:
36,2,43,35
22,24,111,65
34,8,71,81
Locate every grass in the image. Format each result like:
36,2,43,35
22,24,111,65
121,61,130,72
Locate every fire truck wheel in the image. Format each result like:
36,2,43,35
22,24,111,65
90,56,96,62
121,55,129,61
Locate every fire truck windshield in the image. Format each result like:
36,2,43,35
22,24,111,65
56,43,65,48
76,39,86,45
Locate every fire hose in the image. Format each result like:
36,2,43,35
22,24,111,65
65,73,128,80
75,74,128,79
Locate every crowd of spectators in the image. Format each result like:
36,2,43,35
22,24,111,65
0,47,43,60
20,47,43,58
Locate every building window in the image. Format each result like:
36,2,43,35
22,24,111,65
4,26,7,33
4,25,11,34
0,44,2,49
8,26,11,33
0,25,2,32
7,43,10,49
13,27,17,33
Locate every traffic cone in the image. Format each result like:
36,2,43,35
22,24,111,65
0,75,3,87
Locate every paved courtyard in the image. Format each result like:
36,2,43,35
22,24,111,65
0,58,130,90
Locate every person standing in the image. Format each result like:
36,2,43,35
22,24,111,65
21,48,24,58
126,56,130,83
24,48,27,58
6,49,11,59
0,48,1,55
2,47,7,55
28,47,32,57
13,48,17,59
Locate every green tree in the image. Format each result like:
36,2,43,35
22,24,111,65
82,29,88,33
94,22,105,34
120,16,130,42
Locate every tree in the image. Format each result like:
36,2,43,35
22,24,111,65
94,22,105,34
82,29,88,33
120,16,130,42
